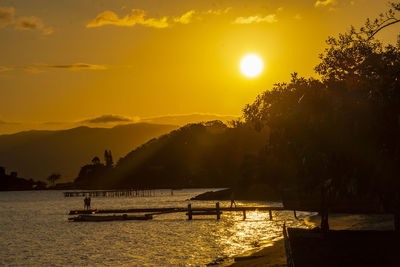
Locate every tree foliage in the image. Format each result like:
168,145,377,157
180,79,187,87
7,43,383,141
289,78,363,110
47,173,61,185
238,4,400,197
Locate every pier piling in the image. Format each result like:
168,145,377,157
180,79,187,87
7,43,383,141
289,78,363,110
188,204,192,220
216,202,220,220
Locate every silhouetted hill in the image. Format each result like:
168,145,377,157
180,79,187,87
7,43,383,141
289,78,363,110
0,167,46,191
141,113,238,126
74,121,269,189
0,123,178,182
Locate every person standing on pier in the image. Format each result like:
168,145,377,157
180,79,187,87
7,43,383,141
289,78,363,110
83,197,87,210
230,191,237,208
87,197,91,210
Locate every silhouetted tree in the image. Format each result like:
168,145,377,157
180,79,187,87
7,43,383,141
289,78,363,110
0,167,5,177
104,150,114,168
47,173,61,186
237,3,400,199
92,156,101,165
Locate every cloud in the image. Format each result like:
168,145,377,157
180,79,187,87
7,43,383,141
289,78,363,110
173,10,196,24
15,16,42,30
83,115,133,124
0,7,14,27
21,66,42,73
14,16,53,35
233,14,277,24
294,14,303,20
87,9,169,28
315,0,337,7
204,7,232,15
0,119,19,125
0,66,12,72
38,63,107,71
87,8,232,29
0,7,52,34
0,63,108,73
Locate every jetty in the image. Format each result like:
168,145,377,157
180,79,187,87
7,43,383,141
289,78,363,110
64,189,155,198
69,214,153,222
69,203,285,220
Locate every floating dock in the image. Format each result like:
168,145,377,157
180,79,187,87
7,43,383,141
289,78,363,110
69,203,285,220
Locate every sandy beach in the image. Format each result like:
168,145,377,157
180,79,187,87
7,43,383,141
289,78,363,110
229,213,394,266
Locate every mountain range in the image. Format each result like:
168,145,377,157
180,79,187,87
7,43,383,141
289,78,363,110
0,123,178,182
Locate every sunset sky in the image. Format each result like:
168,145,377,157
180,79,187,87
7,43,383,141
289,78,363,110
0,0,399,133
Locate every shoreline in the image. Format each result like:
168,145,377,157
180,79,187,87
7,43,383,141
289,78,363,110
228,238,287,267
226,212,394,266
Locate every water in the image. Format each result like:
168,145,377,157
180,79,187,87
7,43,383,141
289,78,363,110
0,189,311,266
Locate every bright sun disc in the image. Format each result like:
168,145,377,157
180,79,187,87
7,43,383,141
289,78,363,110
240,54,264,78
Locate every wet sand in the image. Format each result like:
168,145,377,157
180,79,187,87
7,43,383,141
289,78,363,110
230,239,287,267
229,213,394,266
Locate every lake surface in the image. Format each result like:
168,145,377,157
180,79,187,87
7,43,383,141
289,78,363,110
0,189,311,266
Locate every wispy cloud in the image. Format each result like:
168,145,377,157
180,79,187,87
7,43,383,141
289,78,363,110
87,8,232,29
173,10,196,24
82,115,134,124
0,7,14,27
87,9,169,28
0,119,19,125
14,16,53,35
0,66,13,72
0,6,52,34
233,14,277,24
0,63,107,73
315,0,337,7
204,7,232,16
294,14,303,20
38,63,107,71
21,66,42,73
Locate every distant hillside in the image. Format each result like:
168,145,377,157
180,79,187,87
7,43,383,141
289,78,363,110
0,123,178,181
141,114,238,126
74,121,269,189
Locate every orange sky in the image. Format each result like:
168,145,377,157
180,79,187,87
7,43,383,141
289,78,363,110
0,0,399,133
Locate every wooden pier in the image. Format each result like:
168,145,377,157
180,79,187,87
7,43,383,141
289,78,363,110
64,189,155,198
69,203,285,220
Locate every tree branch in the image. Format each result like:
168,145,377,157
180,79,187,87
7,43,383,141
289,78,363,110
368,19,400,40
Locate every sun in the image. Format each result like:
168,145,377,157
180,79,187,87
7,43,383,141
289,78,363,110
240,54,264,78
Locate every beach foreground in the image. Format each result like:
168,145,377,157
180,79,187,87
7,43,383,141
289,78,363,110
229,213,394,266
230,239,286,267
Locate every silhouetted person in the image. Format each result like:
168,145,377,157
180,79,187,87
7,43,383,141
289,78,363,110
230,191,237,208
87,197,91,210
84,197,88,210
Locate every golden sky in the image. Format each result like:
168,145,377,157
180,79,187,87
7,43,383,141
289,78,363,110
0,0,398,133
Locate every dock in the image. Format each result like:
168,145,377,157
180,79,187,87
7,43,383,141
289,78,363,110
69,203,285,220
64,189,155,198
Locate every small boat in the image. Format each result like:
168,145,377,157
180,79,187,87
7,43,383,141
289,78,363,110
68,213,153,222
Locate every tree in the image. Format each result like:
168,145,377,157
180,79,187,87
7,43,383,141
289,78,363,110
104,150,114,168
362,2,400,41
92,156,101,165
47,173,61,185
237,3,400,197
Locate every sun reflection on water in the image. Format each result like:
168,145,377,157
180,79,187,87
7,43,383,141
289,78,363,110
0,190,311,266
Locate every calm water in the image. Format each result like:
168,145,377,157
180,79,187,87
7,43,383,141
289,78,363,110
0,189,310,266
